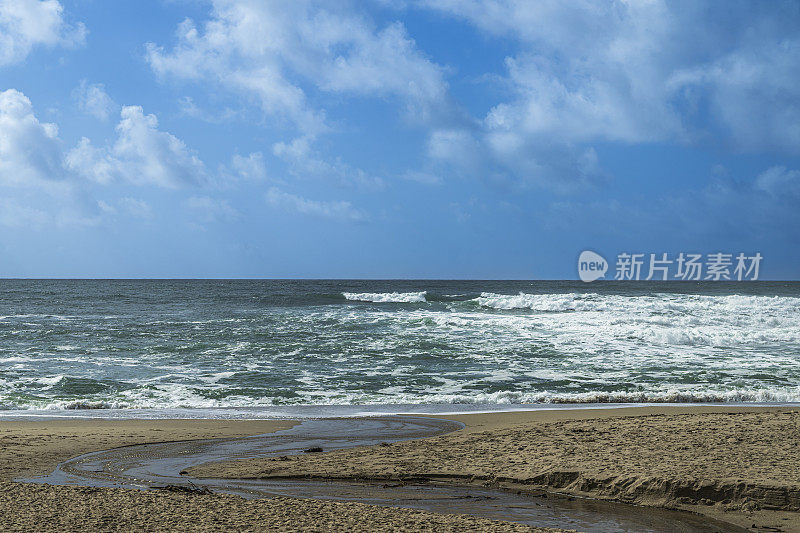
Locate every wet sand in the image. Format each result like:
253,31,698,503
0,418,296,481
192,406,800,532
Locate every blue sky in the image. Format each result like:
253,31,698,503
0,0,798,279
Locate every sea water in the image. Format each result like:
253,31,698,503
0,279,798,414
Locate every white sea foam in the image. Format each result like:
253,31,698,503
47,400,124,410
6,386,798,412
473,292,598,311
36,375,65,386
472,291,800,314
343,291,427,303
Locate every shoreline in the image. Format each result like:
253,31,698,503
1,400,798,421
0,418,296,482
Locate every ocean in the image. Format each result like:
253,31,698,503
0,279,798,415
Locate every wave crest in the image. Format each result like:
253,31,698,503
342,291,427,303
473,292,594,311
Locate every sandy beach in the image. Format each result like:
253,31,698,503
1,406,798,531
0,416,564,532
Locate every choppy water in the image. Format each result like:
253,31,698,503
0,280,798,412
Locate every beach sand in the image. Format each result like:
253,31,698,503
0,483,555,532
192,406,800,532
0,417,563,532
2,407,800,531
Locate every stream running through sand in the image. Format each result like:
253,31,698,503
21,416,745,533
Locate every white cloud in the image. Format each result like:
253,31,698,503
402,170,442,185
373,0,800,192
148,2,429,193
672,40,800,154
113,106,207,187
426,126,603,193
146,0,447,135
73,81,116,121
427,129,481,169
0,0,85,66
273,136,385,190
420,1,683,144
67,106,209,188
0,89,236,230
265,187,365,221
177,95,242,123
185,195,239,221
118,197,153,219
0,88,64,187
756,166,800,199
145,1,453,195
0,193,103,229
0,198,48,227
422,0,800,154
318,21,445,119
65,137,115,184
230,152,267,181
0,90,211,191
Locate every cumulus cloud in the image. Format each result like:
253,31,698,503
73,81,116,121
265,187,365,221
0,0,85,66
147,2,434,194
0,89,243,231
0,88,64,187
146,0,447,135
67,105,209,188
1,89,210,191
421,0,800,155
379,0,800,192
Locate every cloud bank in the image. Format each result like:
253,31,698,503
0,0,85,66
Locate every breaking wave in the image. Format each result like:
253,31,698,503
342,291,427,303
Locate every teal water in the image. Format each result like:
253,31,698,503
0,280,798,412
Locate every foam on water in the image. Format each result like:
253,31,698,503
343,291,428,303
0,280,798,413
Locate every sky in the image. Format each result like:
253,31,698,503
0,0,799,279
